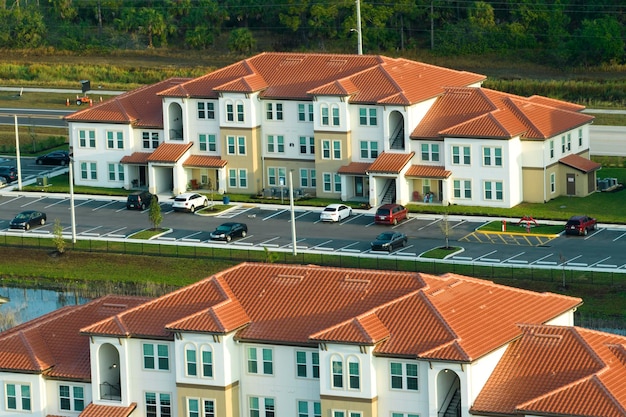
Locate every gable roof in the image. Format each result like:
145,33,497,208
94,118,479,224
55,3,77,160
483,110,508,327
560,153,602,173
411,87,594,140
147,142,193,163
0,296,149,380
157,52,485,105
79,402,137,417
367,152,415,174
64,78,189,127
81,263,581,362
472,324,626,417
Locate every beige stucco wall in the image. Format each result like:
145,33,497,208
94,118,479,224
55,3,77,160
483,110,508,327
321,395,378,417
177,382,240,417
221,126,261,194
315,131,351,199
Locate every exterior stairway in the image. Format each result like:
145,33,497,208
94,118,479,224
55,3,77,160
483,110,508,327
443,389,461,417
381,180,396,204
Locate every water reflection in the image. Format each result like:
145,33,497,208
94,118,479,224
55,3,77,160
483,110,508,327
0,286,90,330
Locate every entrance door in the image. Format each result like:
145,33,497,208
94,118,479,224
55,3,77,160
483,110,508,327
355,177,364,197
566,173,575,195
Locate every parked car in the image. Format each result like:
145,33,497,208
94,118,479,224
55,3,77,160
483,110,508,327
370,231,408,252
564,215,597,236
36,150,70,166
374,203,408,225
10,210,47,230
320,204,352,222
0,166,18,183
210,222,248,242
126,191,158,210
0,176,6,187
172,192,208,213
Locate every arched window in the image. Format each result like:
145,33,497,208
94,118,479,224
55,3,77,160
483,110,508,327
321,104,330,126
225,100,234,122
347,356,360,390
184,343,197,377
330,354,343,388
200,345,214,378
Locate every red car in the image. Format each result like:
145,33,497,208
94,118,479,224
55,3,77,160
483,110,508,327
564,215,597,236
374,204,408,225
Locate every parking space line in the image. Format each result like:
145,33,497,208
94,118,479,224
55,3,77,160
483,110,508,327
503,252,526,263
613,232,626,242
0,196,23,206
44,198,67,208
21,197,45,207
105,227,127,238
262,210,287,221
450,220,466,229
418,219,440,230
81,226,102,235
259,237,280,247
293,211,310,220
476,250,498,262
339,242,360,252
584,228,603,240
590,257,614,268
73,199,91,208
312,240,333,250
92,201,118,211
562,255,582,266
340,213,364,224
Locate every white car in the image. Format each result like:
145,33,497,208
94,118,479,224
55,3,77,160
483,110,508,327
172,192,208,213
320,204,352,222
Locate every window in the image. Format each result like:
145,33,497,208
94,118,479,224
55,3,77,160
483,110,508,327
60,385,85,411
268,167,286,187
298,400,321,417
321,105,329,126
392,413,419,417
249,397,275,417
453,179,472,199
298,104,314,122
188,398,215,417
348,357,360,389
186,346,197,376
197,101,215,119
567,133,572,150
421,143,440,162
360,141,378,159
331,357,343,388
333,140,341,159
143,343,169,371
359,107,377,125
199,134,216,152
550,172,556,193
107,131,124,149
300,136,315,154
323,173,332,192
332,105,340,126
390,362,419,391
146,392,171,417
80,162,97,180
322,140,331,159
267,135,284,153
266,103,283,120
226,103,234,122
78,129,96,148
202,346,213,378
296,350,320,378
561,136,566,153
227,136,246,155
6,383,30,411
483,147,502,167
143,132,160,149
578,129,583,147
452,145,471,165
108,163,124,181
550,140,554,158
333,412,362,417
484,181,503,201
229,169,237,188
239,169,248,188
334,174,341,193
237,102,245,122
247,347,273,375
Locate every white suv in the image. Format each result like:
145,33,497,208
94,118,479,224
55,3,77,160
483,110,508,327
172,192,208,213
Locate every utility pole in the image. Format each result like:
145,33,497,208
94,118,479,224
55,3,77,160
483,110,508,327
356,0,363,55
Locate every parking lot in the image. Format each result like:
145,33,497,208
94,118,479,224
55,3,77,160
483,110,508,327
2,191,626,272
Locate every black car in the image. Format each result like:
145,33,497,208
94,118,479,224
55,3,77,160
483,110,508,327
126,191,158,210
0,166,18,183
36,151,70,166
370,231,408,252
210,222,248,242
10,210,47,230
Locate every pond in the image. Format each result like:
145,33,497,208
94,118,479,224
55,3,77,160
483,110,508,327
0,285,91,330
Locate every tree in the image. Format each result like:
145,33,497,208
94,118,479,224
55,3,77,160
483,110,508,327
148,199,163,230
439,211,452,249
52,219,67,255
568,16,624,66
228,27,255,53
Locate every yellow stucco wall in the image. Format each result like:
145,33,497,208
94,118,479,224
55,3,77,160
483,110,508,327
177,382,240,417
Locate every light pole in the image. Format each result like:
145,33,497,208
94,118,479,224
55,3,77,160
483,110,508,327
355,0,363,55
14,115,22,191
289,170,297,256
69,147,77,243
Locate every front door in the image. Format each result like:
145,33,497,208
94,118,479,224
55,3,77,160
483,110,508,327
355,177,364,197
566,173,575,195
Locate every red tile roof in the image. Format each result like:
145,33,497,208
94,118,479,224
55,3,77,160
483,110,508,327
64,78,189,127
147,142,193,163
183,155,228,168
157,53,485,105
120,152,151,165
79,402,137,417
337,162,371,175
81,263,581,362
405,165,451,178
560,153,602,173
367,152,415,174
411,87,594,140
472,325,626,417
0,296,149,380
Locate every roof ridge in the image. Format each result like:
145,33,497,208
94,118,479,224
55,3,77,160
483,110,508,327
18,330,46,371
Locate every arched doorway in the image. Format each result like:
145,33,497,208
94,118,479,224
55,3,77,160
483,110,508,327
168,102,183,140
436,369,461,417
388,110,405,150
98,343,121,401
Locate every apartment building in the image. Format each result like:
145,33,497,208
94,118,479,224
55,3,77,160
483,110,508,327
65,53,599,208
0,263,624,417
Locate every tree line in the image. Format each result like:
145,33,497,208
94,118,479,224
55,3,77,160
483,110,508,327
0,0,624,67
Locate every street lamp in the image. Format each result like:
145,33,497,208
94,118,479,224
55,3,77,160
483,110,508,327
69,147,76,243
289,170,297,256
355,0,363,55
